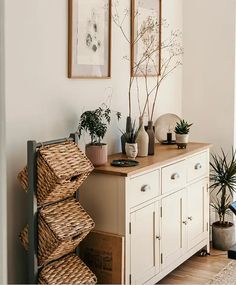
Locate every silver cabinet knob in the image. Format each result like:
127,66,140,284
188,216,193,221
194,163,202,170
141,184,151,192
156,236,161,240
182,221,188,225
171,173,180,180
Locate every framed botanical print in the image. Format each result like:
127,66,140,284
68,0,111,78
131,0,162,77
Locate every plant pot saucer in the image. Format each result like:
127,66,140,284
161,140,176,145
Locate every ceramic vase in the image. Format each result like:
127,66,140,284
136,117,149,157
176,134,189,149
125,143,138,159
146,120,155,155
85,143,108,166
121,116,132,154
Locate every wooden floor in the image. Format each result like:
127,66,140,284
158,249,230,284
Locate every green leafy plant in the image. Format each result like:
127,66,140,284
210,148,236,226
175,119,193,135
77,106,121,145
120,120,140,143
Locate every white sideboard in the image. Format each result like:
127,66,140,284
80,143,211,285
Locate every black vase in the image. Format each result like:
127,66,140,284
121,116,132,154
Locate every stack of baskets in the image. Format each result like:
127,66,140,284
18,141,97,284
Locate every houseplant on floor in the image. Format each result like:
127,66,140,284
210,148,236,250
175,119,193,149
77,106,121,166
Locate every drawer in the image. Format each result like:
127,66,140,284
162,160,186,194
128,170,160,208
187,152,208,182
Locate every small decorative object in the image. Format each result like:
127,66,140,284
136,117,149,157
111,159,139,167
167,132,172,143
155,113,181,144
175,119,193,149
120,121,139,159
146,120,155,155
77,105,121,166
121,116,132,154
210,148,236,250
125,143,138,160
68,0,111,78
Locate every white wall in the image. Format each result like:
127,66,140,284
0,0,7,283
4,0,183,283
183,0,236,154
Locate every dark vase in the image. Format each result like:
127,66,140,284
121,116,132,154
146,120,155,155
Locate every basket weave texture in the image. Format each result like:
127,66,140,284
19,198,95,266
18,141,93,206
39,254,97,284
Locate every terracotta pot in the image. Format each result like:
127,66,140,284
212,222,235,250
176,134,189,149
125,143,138,159
85,144,108,166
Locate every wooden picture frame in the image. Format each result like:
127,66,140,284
68,0,111,79
131,0,162,77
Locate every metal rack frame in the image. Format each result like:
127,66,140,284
27,133,78,284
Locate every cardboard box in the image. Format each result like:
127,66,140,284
80,231,124,284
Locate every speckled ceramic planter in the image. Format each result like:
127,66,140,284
212,222,235,251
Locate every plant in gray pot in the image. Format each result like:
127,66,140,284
175,119,193,149
210,148,236,250
77,106,121,166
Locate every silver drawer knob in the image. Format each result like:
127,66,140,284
156,236,161,240
141,184,151,192
171,173,180,180
194,163,202,170
182,220,188,225
188,216,193,221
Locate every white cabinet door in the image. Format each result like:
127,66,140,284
187,179,208,250
130,201,160,284
161,189,187,269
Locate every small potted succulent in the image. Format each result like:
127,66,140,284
210,148,236,250
121,121,140,160
77,106,121,166
175,119,193,149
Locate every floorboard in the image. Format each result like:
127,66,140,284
158,248,230,284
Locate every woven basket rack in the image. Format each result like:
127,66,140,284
19,197,95,266
38,253,97,284
18,141,93,206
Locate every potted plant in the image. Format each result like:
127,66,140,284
174,119,193,149
77,106,121,166
121,121,140,160
210,148,236,250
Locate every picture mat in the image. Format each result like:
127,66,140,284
69,0,111,78
132,0,161,76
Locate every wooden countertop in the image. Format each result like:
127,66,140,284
93,142,212,177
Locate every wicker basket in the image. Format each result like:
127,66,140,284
18,141,94,206
39,253,97,284
19,198,95,266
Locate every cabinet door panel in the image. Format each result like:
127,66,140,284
161,189,187,269
130,202,160,284
187,179,207,250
